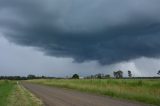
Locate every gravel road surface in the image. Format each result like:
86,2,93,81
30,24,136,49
22,82,150,106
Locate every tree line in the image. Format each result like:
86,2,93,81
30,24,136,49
0,75,55,80
84,70,160,79
0,70,160,80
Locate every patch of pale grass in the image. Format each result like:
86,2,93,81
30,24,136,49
7,82,43,106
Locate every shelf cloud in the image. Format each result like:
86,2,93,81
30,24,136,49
1,0,160,65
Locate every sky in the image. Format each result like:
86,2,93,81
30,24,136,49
0,0,160,77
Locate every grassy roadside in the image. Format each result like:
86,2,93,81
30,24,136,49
28,79,160,106
0,80,43,106
0,80,15,106
7,81,43,106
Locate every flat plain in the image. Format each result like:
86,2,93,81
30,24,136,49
28,79,160,106
0,79,159,106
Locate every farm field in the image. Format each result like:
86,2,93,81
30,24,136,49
0,80,43,106
28,79,160,106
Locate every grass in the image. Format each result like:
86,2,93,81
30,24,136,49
0,80,43,106
28,79,160,106
0,80,15,106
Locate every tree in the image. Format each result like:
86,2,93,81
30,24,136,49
96,73,102,79
113,70,123,79
157,70,160,75
72,74,79,79
104,74,110,78
41,76,46,79
128,70,132,78
117,70,123,78
113,71,117,78
27,74,36,79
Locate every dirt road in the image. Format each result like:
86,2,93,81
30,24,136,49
22,83,149,106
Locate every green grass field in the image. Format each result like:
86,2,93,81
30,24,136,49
28,79,160,106
0,80,15,106
0,80,43,106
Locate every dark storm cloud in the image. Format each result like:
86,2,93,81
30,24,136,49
1,0,160,64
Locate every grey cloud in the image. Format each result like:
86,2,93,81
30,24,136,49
1,0,160,65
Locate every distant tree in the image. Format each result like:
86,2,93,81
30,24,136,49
91,75,94,79
117,70,123,78
113,70,123,79
72,74,79,79
41,76,46,79
97,73,102,79
113,71,117,78
104,74,110,78
0,76,27,80
128,70,132,78
27,74,36,79
157,70,160,75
